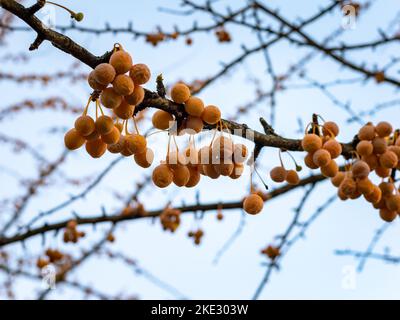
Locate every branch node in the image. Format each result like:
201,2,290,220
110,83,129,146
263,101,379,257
29,35,45,51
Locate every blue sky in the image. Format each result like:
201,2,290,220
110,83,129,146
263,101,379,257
1,0,400,299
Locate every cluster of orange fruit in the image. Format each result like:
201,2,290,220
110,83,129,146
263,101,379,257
160,207,181,232
64,44,151,164
261,245,280,260
330,122,400,222
36,248,64,269
188,229,204,245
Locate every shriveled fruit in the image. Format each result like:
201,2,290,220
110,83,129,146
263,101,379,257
112,74,134,96
379,207,397,222
331,171,345,187
64,128,85,150
351,160,370,179
186,167,201,187
74,115,95,137
379,150,398,169
304,152,318,169
172,165,190,186
356,178,374,195
109,50,132,74
270,166,287,183
313,149,331,167
134,148,154,168
125,134,147,155
95,115,114,135
152,110,174,130
358,123,376,141
93,63,116,85
356,140,373,156
185,116,203,133
321,160,338,177
114,100,134,119
285,170,299,185
129,64,151,85
152,164,173,188
372,137,387,155
201,105,221,125
301,134,322,153
100,87,122,109
243,194,264,215
185,97,204,117
230,162,244,179
375,121,392,138
322,121,339,137
171,83,190,103
323,139,342,159
88,71,107,90
85,138,107,158
125,86,145,105
101,126,120,145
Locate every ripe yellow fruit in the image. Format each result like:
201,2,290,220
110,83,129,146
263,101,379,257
185,116,203,133
85,138,107,158
101,126,120,145
322,121,339,137
375,166,391,178
358,124,376,141
379,207,397,222
95,115,114,135
114,99,134,119
129,63,151,85
313,149,331,167
64,128,85,150
125,134,147,155
112,74,134,96
107,136,125,154
171,83,191,103
88,71,107,90
385,194,400,212
379,150,398,169
125,85,145,105
372,137,387,155
321,160,338,177
351,160,370,179
186,167,201,187
185,97,204,117
100,87,122,109
74,115,95,137
152,164,173,188
331,171,345,187
233,144,248,163
301,134,322,153
212,136,234,159
109,50,132,74
375,121,392,138
362,154,378,171
152,110,174,130
364,185,382,204
230,162,244,179
304,152,318,169
323,139,342,159
270,166,287,183
201,105,221,125
134,148,154,168
356,140,373,156
285,170,300,185
379,182,394,197
93,63,116,85
243,194,264,215
172,165,190,186
356,178,374,195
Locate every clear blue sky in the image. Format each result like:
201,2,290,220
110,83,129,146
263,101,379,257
1,0,400,299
